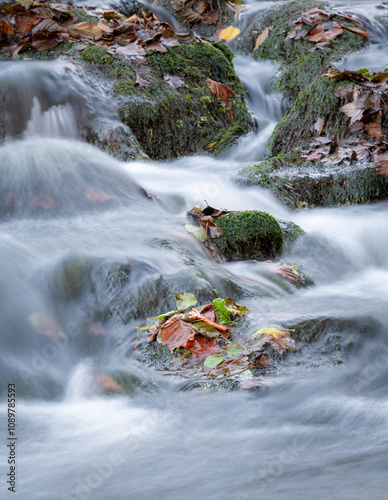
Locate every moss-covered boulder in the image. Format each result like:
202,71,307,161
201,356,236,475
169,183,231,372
237,155,388,209
213,211,284,261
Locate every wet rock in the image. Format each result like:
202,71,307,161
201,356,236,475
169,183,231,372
213,210,284,261
237,158,388,208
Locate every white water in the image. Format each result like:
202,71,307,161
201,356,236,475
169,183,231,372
1,1,388,499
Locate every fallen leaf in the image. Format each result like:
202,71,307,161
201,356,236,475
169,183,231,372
30,193,55,209
334,83,354,99
28,312,66,339
32,34,62,51
239,379,262,390
188,308,230,334
339,24,368,38
202,9,218,25
224,298,250,317
88,322,107,336
252,327,296,354
306,28,325,43
212,298,230,324
85,187,114,202
68,21,103,41
364,122,381,140
185,223,206,242
134,73,150,88
373,154,388,175
0,20,14,35
164,75,185,89
225,346,242,357
340,101,364,124
145,41,167,53
218,26,240,43
204,353,224,368
96,373,123,393
200,304,218,323
314,116,325,135
161,37,180,47
160,315,197,350
251,353,271,367
205,78,234,104
186,336,220,359
174,293,197,311
323,27,343,40
253,27,270,51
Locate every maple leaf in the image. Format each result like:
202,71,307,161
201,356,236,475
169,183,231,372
205,78,234,104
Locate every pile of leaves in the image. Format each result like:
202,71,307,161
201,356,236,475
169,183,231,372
301,67,388,174
284,5,368,49
0,2,198,58
140,292,298,389
171,0,219,25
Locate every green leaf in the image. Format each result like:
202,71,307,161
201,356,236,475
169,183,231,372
185,224,206,242
226,346,242,357
174,293,197,311
151,310,178,320
204,354,224,368
224,298,250,318
191,321,221,338
212,298,230,324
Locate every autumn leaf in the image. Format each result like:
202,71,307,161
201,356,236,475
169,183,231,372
134,73,150,88
340,102,364,124
160,315,197,350
224,298,250,317
252,327,296,354
173,293,197,311
96,373,123,393
373,154,388,175
68,21,104,41
306,28,325,43
185,223,206,242
239,379,262,390
28,312,66,339
186,336,220,359
364,122,381,140
88,322,107,336
200,304,218,323
188,308,231,335
145,41,167,53
205,78,234,104
218,26,240,43
314,116,324,135
253,27,270,51
202,9,218,25
0,21,14,35
212,298,230,324
85,187,113,202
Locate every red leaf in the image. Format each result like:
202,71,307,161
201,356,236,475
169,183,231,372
199,304,218,323
306,28,325,43
85,187,114,202
0,21,14,35
185,336,221,359
32,34,61,51
160,315,197,350
323,28,343,40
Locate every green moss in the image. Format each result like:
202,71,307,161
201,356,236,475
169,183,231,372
269,77,352,155
70,7,100,24
214,211,284,261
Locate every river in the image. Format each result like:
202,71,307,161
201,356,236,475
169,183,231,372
0,0,388,499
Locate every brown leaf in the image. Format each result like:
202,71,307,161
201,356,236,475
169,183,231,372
32,19,63,34
202,9,218,25
32,34,62,51
110,42,146,57
301,147,329,161
30,193,55,209
205,78,234,104
199,216,224,239
340,24,368,38
134,73,150,88
340,102,364,124
239,379,263,390
314,116,325,135
323,28,343,40
253,27,270,51
68,22,104,41
160,315,197,350
285,22,303,40
199,304,218,323
96,373,123,393
334,83,354,99
164,75,185,89
365,122,382,139
145,41,167,53
252,328,295,355
306,28,325,43
185,336,221,359
373,154,388,175
161,37,180,48
85,187,114,202
251,353,271,368
188,308,230,335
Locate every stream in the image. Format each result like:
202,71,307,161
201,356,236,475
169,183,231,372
1,1,388,499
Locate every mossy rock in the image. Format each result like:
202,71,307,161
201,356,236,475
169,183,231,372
77,41,251,160
237,158,388,208
214,210,284,261
237,0,368,101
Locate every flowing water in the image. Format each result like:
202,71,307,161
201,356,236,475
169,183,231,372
1,1,388,499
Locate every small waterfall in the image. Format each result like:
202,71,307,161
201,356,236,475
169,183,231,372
24,97,78,139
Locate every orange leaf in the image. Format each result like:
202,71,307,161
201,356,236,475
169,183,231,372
364,122,381,139
205,78,234,104
253,27,270,51
30,193,55,209
306,28,325,42
189,308,230,334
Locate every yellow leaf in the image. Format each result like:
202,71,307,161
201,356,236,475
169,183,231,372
253,27,270,51
218,26,240,43
252,327,285,339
